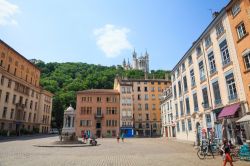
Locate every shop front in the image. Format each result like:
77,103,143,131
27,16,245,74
218,103,244,144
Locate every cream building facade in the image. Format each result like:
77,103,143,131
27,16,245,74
0,40,53,135
171,8,248,144
160,86,176,138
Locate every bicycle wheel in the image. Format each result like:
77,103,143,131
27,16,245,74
197,148,205,159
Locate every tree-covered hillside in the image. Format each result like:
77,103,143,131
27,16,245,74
34,61,170,128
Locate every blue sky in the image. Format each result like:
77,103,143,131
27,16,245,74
0,0,229,70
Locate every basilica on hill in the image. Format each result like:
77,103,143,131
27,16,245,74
122,50,149,73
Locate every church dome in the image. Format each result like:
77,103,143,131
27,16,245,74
65,105,75,114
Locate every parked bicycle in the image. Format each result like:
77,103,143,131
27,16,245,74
197,139,217,159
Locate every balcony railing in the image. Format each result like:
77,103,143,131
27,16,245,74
222,59,231,66
95,113,103,119
200,75,206,82
210,68,217,75
228,94,238,102
214,99,222,106
203,103,209,109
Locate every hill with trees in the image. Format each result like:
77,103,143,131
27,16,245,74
34,60,171,128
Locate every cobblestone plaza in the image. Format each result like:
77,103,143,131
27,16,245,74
0,136,249,166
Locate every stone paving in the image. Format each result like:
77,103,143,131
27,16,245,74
0,136,249,166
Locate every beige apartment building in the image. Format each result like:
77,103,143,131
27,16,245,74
160,86,176,138
113,79,134,137
0,40,53,135
114,77,171,137
76,89,120,138
171,6,249,144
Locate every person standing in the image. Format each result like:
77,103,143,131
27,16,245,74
116,133,120,143
121,132,124,142
221,139,233,166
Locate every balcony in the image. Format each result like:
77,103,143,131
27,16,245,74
202,103,209,109
222,59,231,67
210,68,217,75
214,99,222,106
95,113,103,119
228,94,238,102
16,103,25,110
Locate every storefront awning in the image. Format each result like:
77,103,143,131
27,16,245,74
236,115,250,123
218,103,240,119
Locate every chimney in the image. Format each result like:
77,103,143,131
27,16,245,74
212,11,219,19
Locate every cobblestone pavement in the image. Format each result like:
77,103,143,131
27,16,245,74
0,136,249,166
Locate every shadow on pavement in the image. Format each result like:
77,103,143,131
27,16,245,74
0,134,57,143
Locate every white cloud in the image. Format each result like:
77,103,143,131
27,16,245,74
0,0,19,26
94,24,133,58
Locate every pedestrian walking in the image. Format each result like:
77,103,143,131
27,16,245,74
116,134,120,143
121,132,124,142
221,139,233,166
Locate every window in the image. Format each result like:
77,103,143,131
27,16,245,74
212,81,222,105
237,22,247,39
193,93,198,112
138,104,142,110
175,104,178,119
182,63,185,72
220,39,231,66
244,52,250,70
137,87,141,92
183,76,188,92
188,119,192,131
10,109,14,119
5,92,9,103
180,101,184,116
145,103,149,110
2,107,7,118
145,94,148,100
151,87,154,92
196,45,202,56
138,94,141,100
199,61,206,81
226,73,237,101
0,89,2,100
181,120,185,132
152,104,155,110
202,88,209,109
178,81,182,96
231,2,240,16
30,100,33,109
146,114,149,120
152,94,156,100
185,97,190,115
146,123,150,128
8,79,11,88
206,114,212,127
190,69,196,87
97,97,102,102
12,95,16,104
144,87,148,92
158,87,161,92
173,85,177,99
122,87,126,93
1,75,4,85
216,22,224,37
188,55,193,65
177,121,180,132
205,36,212,48
208,51,217,74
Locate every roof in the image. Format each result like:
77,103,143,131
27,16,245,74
77,89,120,94
171,6,227,73
0,39,41,71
